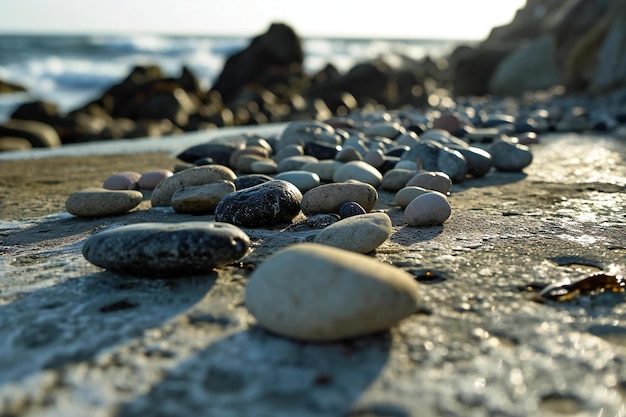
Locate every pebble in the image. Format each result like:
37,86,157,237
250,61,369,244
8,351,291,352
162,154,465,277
405,171,452,194
277,120,335,151
314,212,391,253
171,181,236,214
436,147,468,183
300,160,344,182
394,186,432,209
404,192,451,226
65,188,143,218
304,140,341,160
381,168,418,192
150,165,237,207
364,149,385,169
103,171,141,190
488,140,533,172
274,170,321,193
394,160,420,171
339,201,367,218
138,169,173,190
215,180,302,227
363,122,405,139
244,243,421,341
332,160,383,188
177,141,243,166
233,154,269,174
250,159,278,174
301,182,378,215
82,222,250,277
272,144,303,162
232,174,273,190
276,155,319,173
335,146,363,162
447,146,492,178
305,213,341,229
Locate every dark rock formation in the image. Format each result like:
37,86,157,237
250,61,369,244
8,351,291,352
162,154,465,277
209,23,304,104
451,0,626,96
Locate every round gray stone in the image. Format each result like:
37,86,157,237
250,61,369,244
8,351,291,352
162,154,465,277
489,140,533,172
82,222,250,277
65,188,143,218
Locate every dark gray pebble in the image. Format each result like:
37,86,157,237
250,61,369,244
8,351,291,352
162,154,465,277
177,143,239,166
339,201,367,218
304,141,341,160
82,222,250,277
233,174,274,190
215,180,303,227
305,213,341,229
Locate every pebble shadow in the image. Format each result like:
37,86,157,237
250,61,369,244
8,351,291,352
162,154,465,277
116,328,392,416
0,270,216,385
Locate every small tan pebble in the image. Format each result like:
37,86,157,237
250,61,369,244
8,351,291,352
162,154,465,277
65,188,143,218
171,181,236,213
150,165,237,207
103,171,141,190
404,192,451,226
332,160,383,188
301,182,378,215
405,171,452,194
314,212,392,253
229,145,270,169
394,186,432,209
300,160,344,182
138,169,173,190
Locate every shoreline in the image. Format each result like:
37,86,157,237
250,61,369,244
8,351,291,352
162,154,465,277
1,120,625,414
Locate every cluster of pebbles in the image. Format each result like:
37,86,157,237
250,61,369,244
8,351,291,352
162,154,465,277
68,108,536,341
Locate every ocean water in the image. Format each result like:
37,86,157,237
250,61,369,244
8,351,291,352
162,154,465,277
0,34,466,122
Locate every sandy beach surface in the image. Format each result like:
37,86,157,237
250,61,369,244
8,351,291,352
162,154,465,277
0,128,625,416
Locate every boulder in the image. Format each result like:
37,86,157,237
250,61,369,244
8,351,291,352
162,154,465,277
0,119,61,148
0,79,27,94
209,23,304,104
488,35,562,95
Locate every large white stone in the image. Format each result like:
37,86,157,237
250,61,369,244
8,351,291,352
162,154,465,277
245,243,421,341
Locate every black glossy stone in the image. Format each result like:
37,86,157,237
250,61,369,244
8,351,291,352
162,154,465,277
233,174,274,190
304,141,342,160
384,145,410,157
194,157,215,166
82,222,250,277
305,213,340,229
339,201,366,218
379,156,399,174
177,143,238,166
215,180,303,227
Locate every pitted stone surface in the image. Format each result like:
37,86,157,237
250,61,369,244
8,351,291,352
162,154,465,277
82,221,250,277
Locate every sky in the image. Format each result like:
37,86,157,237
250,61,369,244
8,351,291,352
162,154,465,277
0,0,527,40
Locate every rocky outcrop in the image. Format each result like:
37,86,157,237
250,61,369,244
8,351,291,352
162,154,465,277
451,0,626,96
209,23,304,104
0,79,27,94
